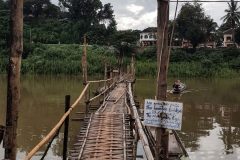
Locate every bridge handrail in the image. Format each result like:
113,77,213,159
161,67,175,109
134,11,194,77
127,82,154,160
87,78,112,83
23,83,90,160
88,80,116,102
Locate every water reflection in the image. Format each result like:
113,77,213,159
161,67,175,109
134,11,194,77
0,76,240,159
0,75,86,159
135,78,240,160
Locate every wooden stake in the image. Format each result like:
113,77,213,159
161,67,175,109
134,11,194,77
4,1,23,160
63,95,70,160
131,53,135,79
81,34,89,114
0,125,4,144
82,34,87,85
104,63,107,98
156,0,170,159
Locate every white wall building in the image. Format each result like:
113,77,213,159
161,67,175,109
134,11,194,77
223,28,235,47
139,27,157,47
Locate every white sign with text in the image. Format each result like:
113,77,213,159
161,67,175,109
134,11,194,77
144,99,183,130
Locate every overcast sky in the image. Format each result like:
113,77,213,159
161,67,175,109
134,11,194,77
51,0,229,30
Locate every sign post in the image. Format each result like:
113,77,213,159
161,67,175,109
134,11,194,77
144,99,183,130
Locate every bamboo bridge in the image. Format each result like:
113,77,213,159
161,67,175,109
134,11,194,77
22,72,188,160
22,35,188,160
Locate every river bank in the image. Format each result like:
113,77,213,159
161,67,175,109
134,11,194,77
0,44,239,77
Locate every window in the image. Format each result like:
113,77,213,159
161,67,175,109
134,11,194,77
226,36,232,41
149,35,153,39
140,35,143,39
144,35,148,39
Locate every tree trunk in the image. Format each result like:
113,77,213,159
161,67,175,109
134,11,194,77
156,0,170,159
4,0,23,160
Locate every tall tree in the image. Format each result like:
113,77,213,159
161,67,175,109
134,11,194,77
176,3,217,49
221,0,240,29
4,0,23,160
59,0,116,35
23,0,59,18
221,0,240,44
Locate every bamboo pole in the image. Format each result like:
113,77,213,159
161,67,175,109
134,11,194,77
77,114,93,159
155,0,170,159
88,81,116,102
131,53,135,79
4,0,23,160
104,63,107,99
113,90,126,104
128,83,154,160
23,83,90,160
88,78,112,83
63,95,70,160
82,34,87,85
81,34,89,114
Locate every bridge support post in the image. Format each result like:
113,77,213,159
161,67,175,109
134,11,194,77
4,1,23,160
63,95,70,160
131,53,135,79
81,34,89,115
155,0,170,159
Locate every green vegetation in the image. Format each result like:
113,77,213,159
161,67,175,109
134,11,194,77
176,3,217,49
0,44,118,75
1,44,239,77
0,0,239,77
136,47,240,77
0,0,140,49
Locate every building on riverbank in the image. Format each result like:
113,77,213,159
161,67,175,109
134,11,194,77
139,27,157,47
223,28,237,48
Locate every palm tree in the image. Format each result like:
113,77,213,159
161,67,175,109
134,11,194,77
221,0,240,43
221,0,240,28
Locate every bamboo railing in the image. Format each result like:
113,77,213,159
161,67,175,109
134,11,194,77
88,80,115,102
23,78,114,160
87,78,112,83
23,83,90,160
127,82,154,160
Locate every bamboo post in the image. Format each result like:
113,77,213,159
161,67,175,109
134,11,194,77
29,27,32,44
0,125,4,144
155,0,170,159
82,34,87,85
81,34,89,114
63,95,70,160
104,63,107,99
4,1,23,160
131,53,135,79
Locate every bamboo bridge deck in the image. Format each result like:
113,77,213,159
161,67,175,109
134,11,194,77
69,82,134,160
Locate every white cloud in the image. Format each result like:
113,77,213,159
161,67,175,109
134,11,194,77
202,2,228,25
52,0,230,30
117,10,157,30
126,4,144,15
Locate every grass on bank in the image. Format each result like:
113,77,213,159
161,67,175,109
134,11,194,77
0,44,239,77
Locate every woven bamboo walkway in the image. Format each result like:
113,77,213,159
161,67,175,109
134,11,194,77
69,83,134,160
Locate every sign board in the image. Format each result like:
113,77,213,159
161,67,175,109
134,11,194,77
144,99,183,130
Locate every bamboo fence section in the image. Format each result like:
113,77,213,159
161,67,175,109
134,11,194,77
23,83,90,160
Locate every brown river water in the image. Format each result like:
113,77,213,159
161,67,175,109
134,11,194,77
0,75,240,160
